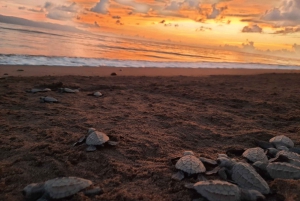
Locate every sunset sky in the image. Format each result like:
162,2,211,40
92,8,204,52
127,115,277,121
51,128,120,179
1,0,300,54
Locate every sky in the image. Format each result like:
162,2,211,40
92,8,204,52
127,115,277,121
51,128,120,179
0,0,300,56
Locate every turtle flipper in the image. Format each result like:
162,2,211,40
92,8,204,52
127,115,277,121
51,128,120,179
205,166,220,175
84,187,103,196
199,157,217,166
255,140,274,149
184,183,194,189
269,155,290,163
107,141,118,146
289,147,300,154
197,174,207,181
86,145,97,152
172,171,185,181
218,167,228,180
226,148,245,157
37,192,51,201
73,136,86,146
171,157,181,165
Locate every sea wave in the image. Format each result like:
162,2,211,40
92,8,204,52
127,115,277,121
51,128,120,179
0,54,300,70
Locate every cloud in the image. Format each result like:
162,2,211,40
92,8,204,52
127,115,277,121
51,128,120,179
44,2,78,21
202,4,228,20
91,0,110,14
165,0,200,11
94,21,100,27
262,0,300,26
0,14,83,33
165,1,181,11
196,26,212,31
274,26,300,34
44,2,55,9
242,24,263,33
293,44,300,52
221,40,299,59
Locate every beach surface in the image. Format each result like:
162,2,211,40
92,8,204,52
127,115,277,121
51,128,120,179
0,65,300,201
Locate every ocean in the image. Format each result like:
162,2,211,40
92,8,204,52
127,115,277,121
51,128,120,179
1,22,300,70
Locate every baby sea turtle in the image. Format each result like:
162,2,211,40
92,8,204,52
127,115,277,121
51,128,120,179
255,140,300,154
267,148,300,161
185,180,265,201
242,147,268,163
27,88,51,93
172,151,206,181
74,128,118,152
268,154,300,167
58,88,79,93
253,161,300,180
217,157,270,194
40,96,58,103
22,177,93,201
269,135,294,149
87,91,103,97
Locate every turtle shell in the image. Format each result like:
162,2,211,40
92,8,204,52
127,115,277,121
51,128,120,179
193,180,241,201
269,135,294,149
44,177,92,199
40,97,58,103
276,150,300,161
267,162,300,179
175,155,206,174
242,147,268,163
94,92,102,97
231,162,270,194
86,131,109,146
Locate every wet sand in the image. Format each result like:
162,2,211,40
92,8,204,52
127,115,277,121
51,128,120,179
0,66,300,201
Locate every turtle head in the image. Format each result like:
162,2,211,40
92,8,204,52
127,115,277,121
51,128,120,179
39,97,46,103
241,189,265,201
217,154,229,158
22,183,45,200
216,157,234,168
87,128,96,135
252,161,267,171
183,151,194,156
266,148,279,157
276,146,288,151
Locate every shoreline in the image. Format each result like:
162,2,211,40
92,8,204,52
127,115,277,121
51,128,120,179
1,65,300,77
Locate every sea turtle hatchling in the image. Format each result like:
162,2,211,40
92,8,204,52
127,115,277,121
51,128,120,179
269,135,294,150
255,140,300,154
40,96,59,103
58,88,79,93
87,91,103,97
185,180,265,201
217,156,270,194
242,147,268,163
74,128,118,152
253,161,300,180
172,151,206,181
22,177,93,201
27,88,51,93
265,148,300,167
267,148,300,161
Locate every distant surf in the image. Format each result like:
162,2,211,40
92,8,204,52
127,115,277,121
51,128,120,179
1,54,300,70
1,22,300,70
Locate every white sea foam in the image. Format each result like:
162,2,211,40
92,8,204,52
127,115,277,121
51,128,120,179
0,54,300,70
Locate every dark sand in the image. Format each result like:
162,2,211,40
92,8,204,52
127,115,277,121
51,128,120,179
0,67,300,201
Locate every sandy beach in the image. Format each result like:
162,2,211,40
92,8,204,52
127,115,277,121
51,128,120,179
0,65,300,201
